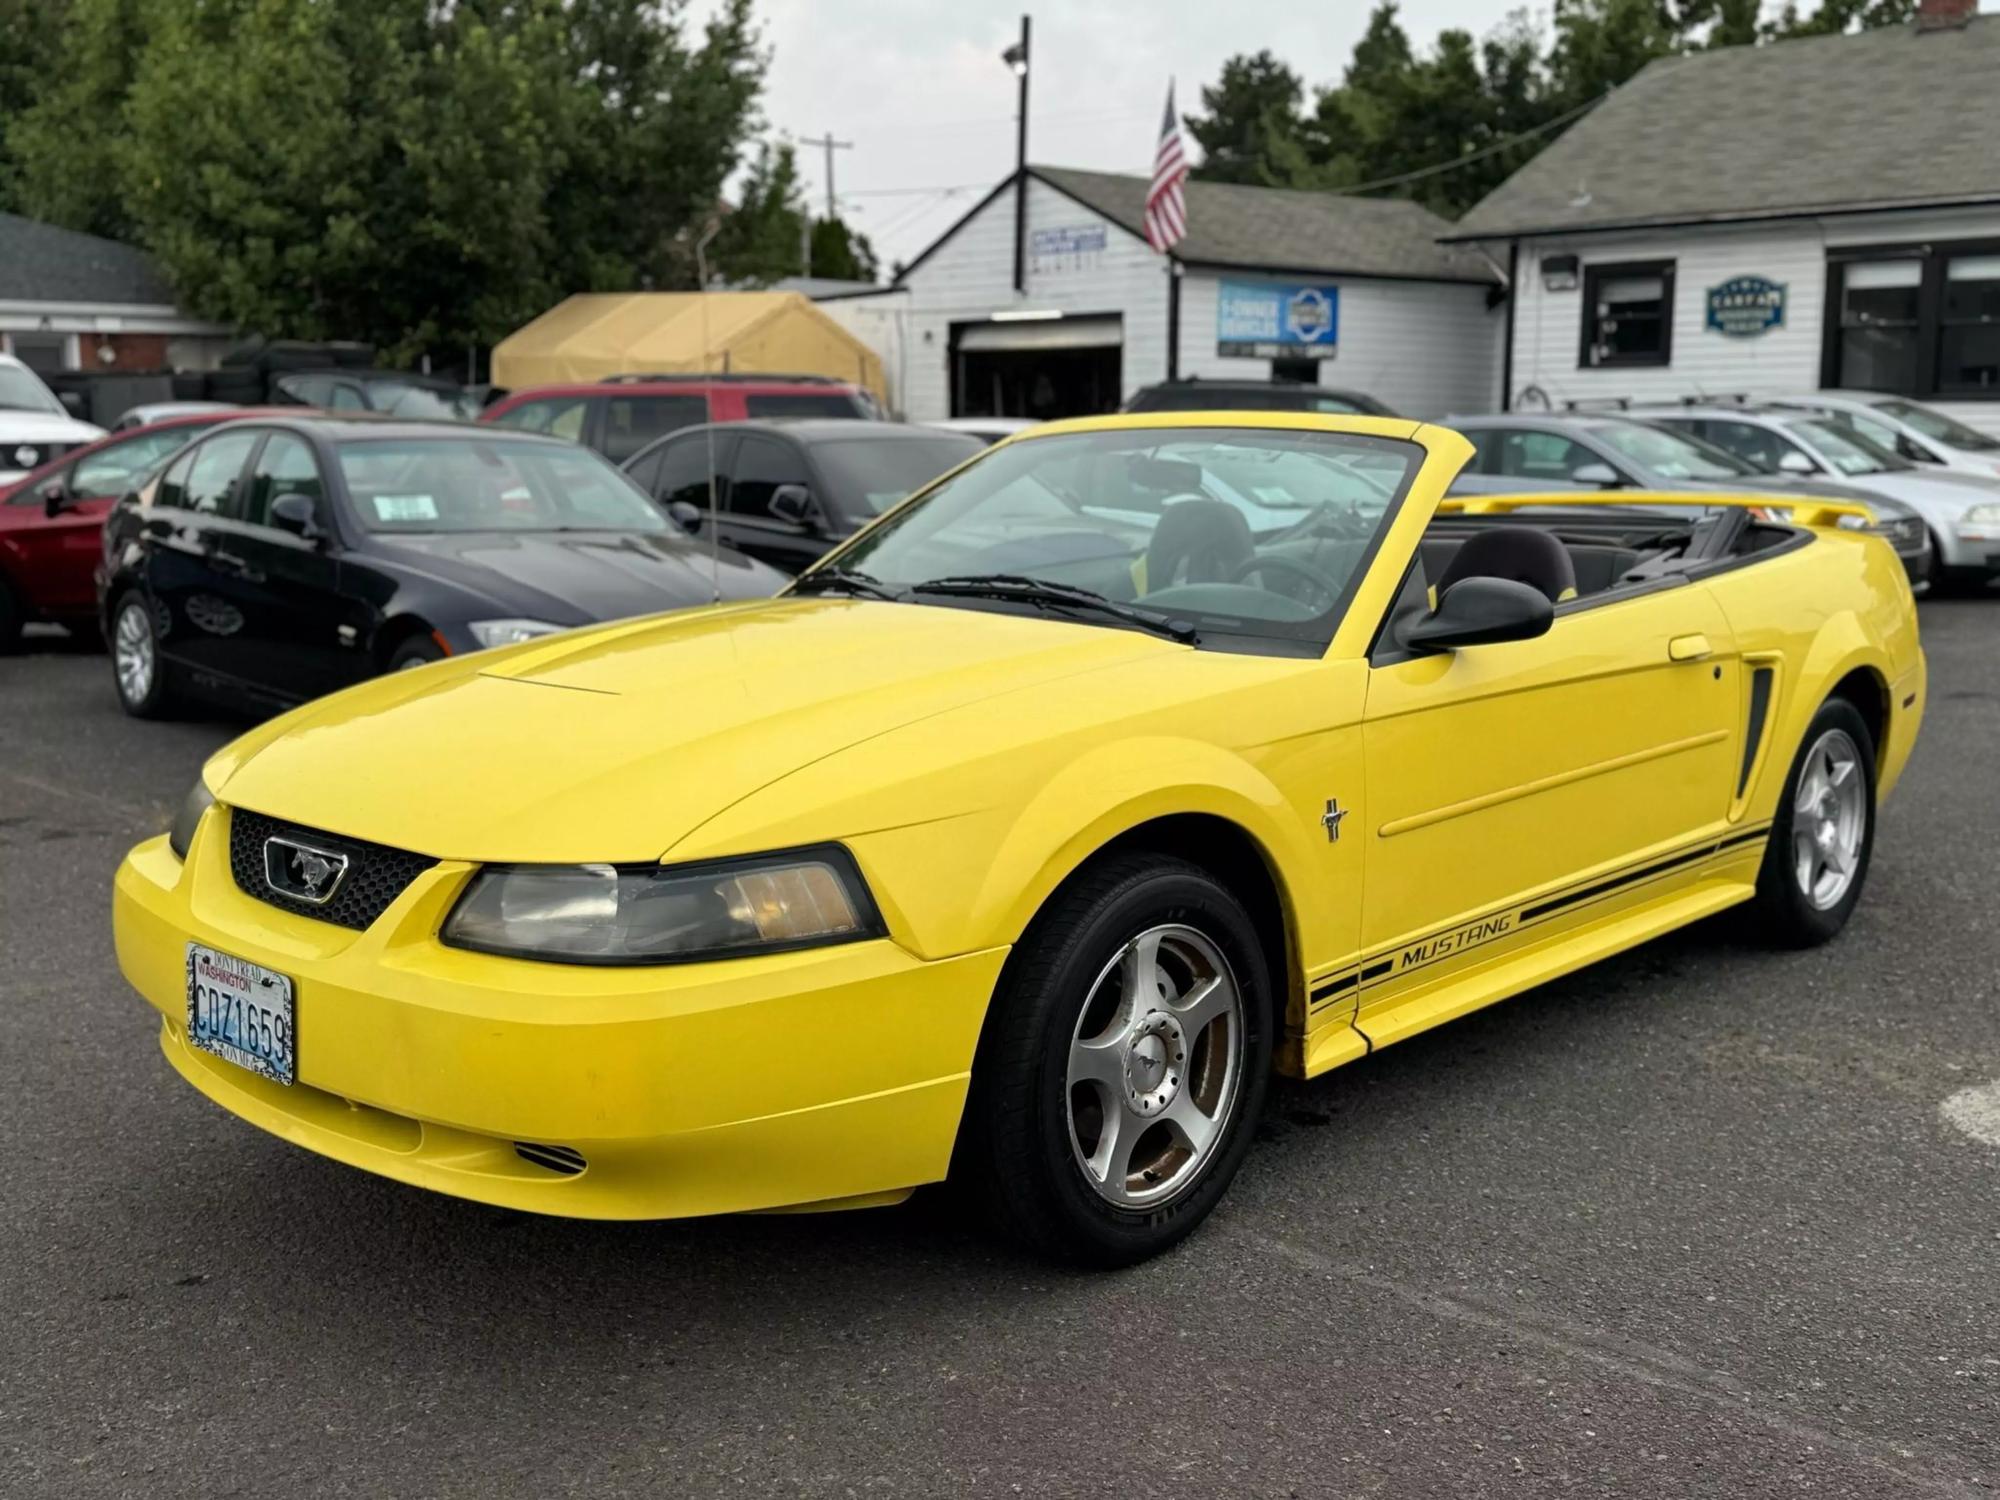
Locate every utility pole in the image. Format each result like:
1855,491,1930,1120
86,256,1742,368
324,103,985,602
1001,16,1031,295
797,132,853,222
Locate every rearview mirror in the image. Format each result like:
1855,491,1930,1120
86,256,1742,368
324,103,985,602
269,492,322,541
667,499,704,530
1403,576,1554,652
1128,455,1206,494
769,483,820,529
1777,449,1816,475
40,479,72,518
1570,462,1620,487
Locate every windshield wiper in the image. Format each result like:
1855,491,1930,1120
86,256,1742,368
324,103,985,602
791,566,907,602
910,573,1199,645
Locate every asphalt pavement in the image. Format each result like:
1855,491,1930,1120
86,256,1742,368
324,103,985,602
3,603,1997,1499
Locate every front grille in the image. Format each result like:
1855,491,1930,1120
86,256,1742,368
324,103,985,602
515,1143,587,1176
228,808,437,930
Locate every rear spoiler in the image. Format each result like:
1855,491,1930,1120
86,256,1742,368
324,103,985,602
1436,490,1876,530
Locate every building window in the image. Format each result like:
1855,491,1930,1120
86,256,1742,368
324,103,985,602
1580,260,1675,369
1825,241,2000,399
1940,253,2000,395
1831,258,1922,392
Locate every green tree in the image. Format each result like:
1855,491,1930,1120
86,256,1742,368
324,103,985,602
808,216,878,282
710,139,807,285
7,0,764,361
1184,50,1307,186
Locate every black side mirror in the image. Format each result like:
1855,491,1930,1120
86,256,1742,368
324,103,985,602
40,479,72,518
769,483,820,530
269,492,323,541
1404,576,1554,652
58,390,90,420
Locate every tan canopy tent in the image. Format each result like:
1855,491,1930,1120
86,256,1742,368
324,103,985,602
491,291,886,401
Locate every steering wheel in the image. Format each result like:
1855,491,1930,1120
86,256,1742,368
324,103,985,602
1227,554,1344,610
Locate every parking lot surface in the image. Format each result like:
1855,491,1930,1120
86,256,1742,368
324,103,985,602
3,603,1997,1499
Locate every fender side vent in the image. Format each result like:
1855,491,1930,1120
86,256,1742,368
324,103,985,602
1738,666,1775,797
514,1143,587,1176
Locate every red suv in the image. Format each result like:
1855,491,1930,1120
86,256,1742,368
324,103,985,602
0,409,280,647
480,373,876,465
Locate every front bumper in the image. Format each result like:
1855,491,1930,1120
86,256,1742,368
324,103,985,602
114,810,1006,1219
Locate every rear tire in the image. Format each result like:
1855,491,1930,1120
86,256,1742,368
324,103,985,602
109,592,175,718
1751,697,1876,947
387,635,445,672
0,579,21,653
955,854,1273,1267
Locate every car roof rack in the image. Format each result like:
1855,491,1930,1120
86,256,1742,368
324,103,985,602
1675,392,1753,406
597,371,847,386
1561,397,1631,412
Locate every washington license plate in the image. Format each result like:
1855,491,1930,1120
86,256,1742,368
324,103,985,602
185,943,295,1086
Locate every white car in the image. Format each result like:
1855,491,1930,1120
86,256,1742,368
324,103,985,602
1635,404,2000,590
0,354,106,485
1773,393,2000,480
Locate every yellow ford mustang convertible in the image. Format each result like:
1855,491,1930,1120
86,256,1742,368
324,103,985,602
114,414,1924,1264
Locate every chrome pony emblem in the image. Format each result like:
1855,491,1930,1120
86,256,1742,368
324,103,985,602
263,836,350,905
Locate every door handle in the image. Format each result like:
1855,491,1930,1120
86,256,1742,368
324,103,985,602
1668,633,1711,662
208,551,249,577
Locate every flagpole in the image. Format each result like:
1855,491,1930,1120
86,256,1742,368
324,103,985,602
1166,259,1181,381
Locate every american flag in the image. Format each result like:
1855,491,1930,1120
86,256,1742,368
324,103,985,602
1144,82,1188,254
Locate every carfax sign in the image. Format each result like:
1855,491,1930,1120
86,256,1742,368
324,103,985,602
1705,275,1786,338
1217,280,1339,358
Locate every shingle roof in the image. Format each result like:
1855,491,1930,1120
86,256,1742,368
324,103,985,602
1030,166,1497,284
1448,17,2000,241
0,212,174,305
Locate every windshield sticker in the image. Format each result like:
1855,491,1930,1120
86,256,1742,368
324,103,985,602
372,494,438,522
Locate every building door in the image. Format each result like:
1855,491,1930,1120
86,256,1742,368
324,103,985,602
952,315,1122,420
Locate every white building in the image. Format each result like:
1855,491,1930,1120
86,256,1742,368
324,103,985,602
1444,0,2000,434
828,166,1502,423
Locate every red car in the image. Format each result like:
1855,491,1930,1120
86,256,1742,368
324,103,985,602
0,409,285,647
480,373,876,465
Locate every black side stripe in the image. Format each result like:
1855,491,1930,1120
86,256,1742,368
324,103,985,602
1306,822,1771,1007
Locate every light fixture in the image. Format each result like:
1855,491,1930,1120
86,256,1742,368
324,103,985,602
1001,40,1027,76
991,308,1063,322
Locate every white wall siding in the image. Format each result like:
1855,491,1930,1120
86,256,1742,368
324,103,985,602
1502,207,2000,436
1174,272,1501,420
894,178,1169,422
814,289,912,414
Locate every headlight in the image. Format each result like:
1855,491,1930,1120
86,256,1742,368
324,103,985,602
167,779,216,859
440,846,884,964
1961,503,2000,524
468,618,566,649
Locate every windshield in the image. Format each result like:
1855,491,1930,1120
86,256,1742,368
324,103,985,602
817,435,983,514
1873,398,2000,451
0,364,63,415
1595,422,1751,478
817,426,1418,651
1785,418,1907,476
366,380,481,423
337,436,671,533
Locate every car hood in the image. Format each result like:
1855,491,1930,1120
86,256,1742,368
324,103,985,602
212,598,1177,863
0,411,106,480
368,530,784,621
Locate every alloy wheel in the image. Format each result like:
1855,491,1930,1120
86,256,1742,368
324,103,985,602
1065,923,1245,1210
1792,727,1867,910
114,599,155,705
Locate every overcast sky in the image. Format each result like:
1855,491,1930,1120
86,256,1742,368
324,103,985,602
692,0,1520,274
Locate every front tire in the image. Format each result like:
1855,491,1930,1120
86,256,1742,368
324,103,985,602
957,854,1273,1266
109,592,175,718
0,579,21,653
1751,697,1876,947
387,635,446,671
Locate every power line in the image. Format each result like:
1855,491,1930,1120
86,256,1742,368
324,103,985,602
1337,89,1609,197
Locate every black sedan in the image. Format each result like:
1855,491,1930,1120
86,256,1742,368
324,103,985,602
621,419,983,574
97,415,783,718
